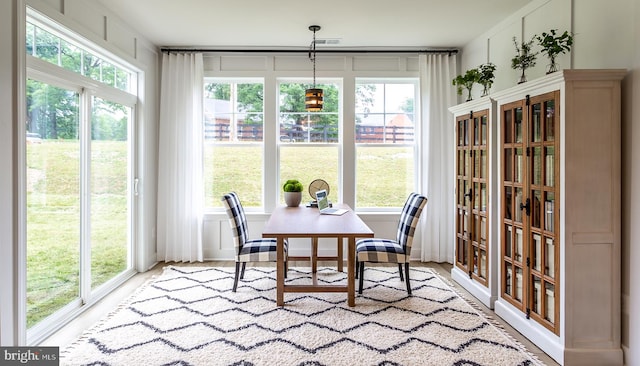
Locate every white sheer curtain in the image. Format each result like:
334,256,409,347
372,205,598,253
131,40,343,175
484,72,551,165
419,53,457,263
157,53,204,262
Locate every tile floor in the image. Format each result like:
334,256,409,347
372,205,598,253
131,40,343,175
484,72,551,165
41,261,559,366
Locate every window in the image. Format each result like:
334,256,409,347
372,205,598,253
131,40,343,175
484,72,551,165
25,10,137,343
26,20,134,93
355,80,418,208
204,79,264,208
279,81,340,204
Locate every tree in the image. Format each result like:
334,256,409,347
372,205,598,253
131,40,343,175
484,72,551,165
279,82,340,142
355,84,376,124
27,79,79,140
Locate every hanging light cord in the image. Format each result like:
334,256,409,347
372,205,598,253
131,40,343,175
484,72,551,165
308,25,320,88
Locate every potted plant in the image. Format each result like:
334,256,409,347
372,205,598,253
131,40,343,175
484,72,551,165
477,62,496,97
452,68,481,102
283,179,303,207
536,29,573,74
511,35,538,84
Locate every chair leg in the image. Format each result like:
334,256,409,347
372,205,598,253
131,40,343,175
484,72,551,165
398,263,404,282
405,262,411,295
355,259,359,279
240,262,247,279
285,260,288,279
358,262,365,294
233,262,241,292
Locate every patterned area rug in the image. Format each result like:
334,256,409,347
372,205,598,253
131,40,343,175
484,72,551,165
61,266,545,366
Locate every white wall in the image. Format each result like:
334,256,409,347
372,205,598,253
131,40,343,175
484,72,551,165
459,0,638,363
459,0,634,100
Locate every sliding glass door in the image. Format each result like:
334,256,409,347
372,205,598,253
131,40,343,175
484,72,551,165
90,97,132,290
25,77,135,338
26,80,82,328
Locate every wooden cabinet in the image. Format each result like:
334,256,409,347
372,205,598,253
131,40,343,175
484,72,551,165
450,98,498,309
492,70,624,365
499,90,560,334
451,70,625,365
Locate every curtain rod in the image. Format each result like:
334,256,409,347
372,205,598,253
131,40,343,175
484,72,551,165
160,48,458,55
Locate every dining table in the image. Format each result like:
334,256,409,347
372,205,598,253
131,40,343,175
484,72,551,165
262,204,374,306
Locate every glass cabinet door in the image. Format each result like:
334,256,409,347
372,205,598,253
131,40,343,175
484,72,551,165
500,92,560,335
455,110,489,286
501,100,526,306
527,92,559,333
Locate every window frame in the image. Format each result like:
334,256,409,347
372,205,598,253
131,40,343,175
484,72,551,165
275,78,343,207
203,77,266,212
354,78,420,211
24,8,140,345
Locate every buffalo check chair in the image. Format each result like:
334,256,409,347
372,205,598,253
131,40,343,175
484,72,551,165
222,192,288,292
356,193,427,295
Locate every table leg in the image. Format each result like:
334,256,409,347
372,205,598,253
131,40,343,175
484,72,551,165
337,236,344,272
312,237,318,273
347,236,355,307
276,236,285,306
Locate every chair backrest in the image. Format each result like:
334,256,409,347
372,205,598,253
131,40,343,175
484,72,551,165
221,192,248,254
396,193,428,255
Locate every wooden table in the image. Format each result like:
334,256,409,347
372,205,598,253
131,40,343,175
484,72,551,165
262,204,374,306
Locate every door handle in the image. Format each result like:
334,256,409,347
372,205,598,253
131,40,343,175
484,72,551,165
464,189,472,203
520,198,530,216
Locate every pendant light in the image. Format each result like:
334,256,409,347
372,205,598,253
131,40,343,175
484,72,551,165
305,25,323,112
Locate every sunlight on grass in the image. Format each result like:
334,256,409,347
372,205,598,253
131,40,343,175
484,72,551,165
26,141,128,328
205,144,414,208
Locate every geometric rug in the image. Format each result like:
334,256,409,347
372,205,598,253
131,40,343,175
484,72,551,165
60,266,546,366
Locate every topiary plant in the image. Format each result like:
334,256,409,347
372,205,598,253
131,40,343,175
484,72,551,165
283,179,303,192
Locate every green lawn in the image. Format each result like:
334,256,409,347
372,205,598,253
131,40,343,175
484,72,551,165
205,144,414,208
26,140,128,327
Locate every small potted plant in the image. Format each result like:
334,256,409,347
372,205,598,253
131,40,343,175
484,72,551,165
511,35,538,84
452,68,481,102
536,29,573,74
477,62,496,97
283,179,303,207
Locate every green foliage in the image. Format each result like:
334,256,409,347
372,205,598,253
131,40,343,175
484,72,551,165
536,29,573,60
283,179,303,192
478,63,496,87
27,80,128,141
452,68,481,99
511,36,538,71
355,84,377,117
279,82,340,140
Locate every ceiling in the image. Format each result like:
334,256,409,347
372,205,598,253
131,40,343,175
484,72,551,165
98,0,531,51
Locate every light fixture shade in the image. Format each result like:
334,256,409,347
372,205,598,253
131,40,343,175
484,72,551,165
305,88,324,112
